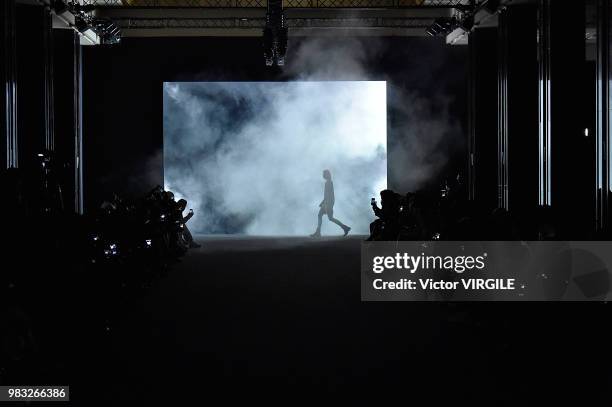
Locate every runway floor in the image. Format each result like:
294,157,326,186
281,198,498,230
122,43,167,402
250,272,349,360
74,235,611,405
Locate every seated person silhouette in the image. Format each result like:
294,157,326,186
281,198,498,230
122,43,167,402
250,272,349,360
176,198,200,248
310,169,351,237
367,189,401,241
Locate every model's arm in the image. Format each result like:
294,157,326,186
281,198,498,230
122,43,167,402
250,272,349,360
183,211,194,223
324,182,334,205
320,184,327,206
372,203,383,218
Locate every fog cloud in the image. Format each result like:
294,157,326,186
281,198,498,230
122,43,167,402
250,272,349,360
163,81,386,235
162,37,465,236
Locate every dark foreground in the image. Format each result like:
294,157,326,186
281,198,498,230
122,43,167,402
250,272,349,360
8,236,612,406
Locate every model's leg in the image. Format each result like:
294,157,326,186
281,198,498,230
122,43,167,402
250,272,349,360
328,210,351,236
328,215,348,229
311,207,324,236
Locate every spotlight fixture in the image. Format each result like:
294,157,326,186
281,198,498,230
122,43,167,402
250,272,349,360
71,3,96,13
263,0,288,66
92,18,121,45
426,17,457,37
51,1,121,46
426,2,480,38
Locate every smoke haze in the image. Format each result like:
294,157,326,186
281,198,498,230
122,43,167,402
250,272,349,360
163,81,387,235
282,37,466,193
160,37,466,236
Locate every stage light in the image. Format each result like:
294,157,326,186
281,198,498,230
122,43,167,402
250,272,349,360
92,18,121,45
71,3,96,13
52,2,121,46
426,17,457,37
276,27,288,66
105,242,119,257
263,27,274,66
263,0,287,66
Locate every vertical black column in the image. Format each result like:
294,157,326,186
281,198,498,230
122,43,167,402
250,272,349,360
74,32,83,214
468,27,499,213
495,4,539,225
468,29,476,201
16,4,46,169
596,0,610,232
53,29,78,214
548,1,589,237
498,8,509,210
44,7,55,152
507,5,539,225
537,0,552,208
537,0,591,237
2,0,18,169
534,0,591,237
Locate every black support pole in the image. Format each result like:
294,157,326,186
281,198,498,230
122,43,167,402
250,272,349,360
537,0,552,208
468,28,476,201
467,27,498,213
74,32,83,214
498,7,509,210
596,0,610,232
535,0,589,237
44,6,55,152
2,0,18,169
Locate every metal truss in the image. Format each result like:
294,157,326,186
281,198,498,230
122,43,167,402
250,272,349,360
113,16,433,28
75,0,474,37
288,16,432,27
115,17,263,28
76,0,468,9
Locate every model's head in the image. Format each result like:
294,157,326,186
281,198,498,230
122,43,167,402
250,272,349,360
177,198,187,211
323,169,331,180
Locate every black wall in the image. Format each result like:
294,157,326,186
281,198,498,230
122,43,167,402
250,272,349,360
549,2,594,237
83,36,468,210
470,27,498,213
16,4,46,169
7,4,78,209
505,5,539,227
53,29,79,211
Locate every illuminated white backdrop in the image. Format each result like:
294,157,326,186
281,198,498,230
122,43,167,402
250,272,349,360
163,81,387,235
